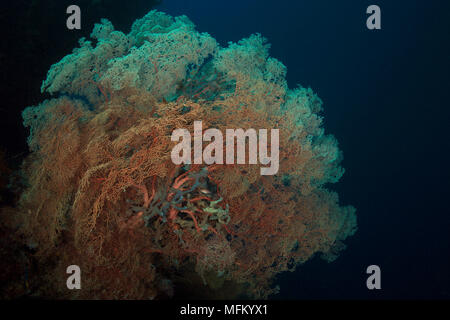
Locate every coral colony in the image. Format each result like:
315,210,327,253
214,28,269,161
15,10,356,298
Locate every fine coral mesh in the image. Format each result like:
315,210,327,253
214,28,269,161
14,10,356,299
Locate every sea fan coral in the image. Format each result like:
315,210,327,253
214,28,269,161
15,10,356,299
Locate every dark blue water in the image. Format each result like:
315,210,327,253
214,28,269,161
156,0,450,299
0,0,448,300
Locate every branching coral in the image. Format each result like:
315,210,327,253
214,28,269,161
14,10,357,299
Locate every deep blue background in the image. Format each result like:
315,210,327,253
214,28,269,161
156,0,450,299
1,0,448,300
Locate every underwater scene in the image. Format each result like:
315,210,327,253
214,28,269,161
0,0,449,303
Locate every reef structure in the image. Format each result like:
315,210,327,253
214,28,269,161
15,10,356,299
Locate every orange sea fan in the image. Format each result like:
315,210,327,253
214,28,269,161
11,10,356,299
